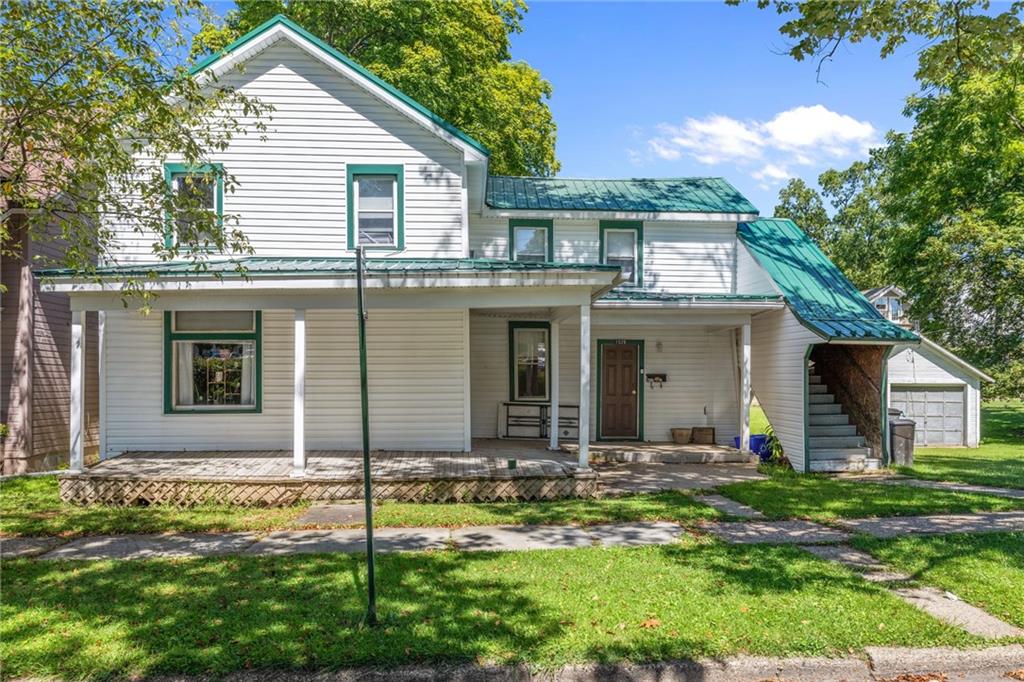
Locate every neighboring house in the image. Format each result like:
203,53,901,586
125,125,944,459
38,15,915,474
1,210,99,474
863,285,993,447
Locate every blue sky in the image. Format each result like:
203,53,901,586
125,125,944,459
508,1,925,213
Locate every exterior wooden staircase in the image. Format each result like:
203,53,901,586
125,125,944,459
808,370,881,472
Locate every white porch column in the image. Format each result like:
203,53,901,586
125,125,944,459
463,309,472,452
578,304,591,470
292,309,307,477
548,319,560,450
740,322,752,453
69,309,85,472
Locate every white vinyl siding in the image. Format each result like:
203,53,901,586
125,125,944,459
750,308,821,471
469,218,738,293
469,313,739,444
106,39,464,262
103,308,467,453
735,241,777,295
888,344,982,447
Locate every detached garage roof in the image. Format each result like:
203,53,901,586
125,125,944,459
738,218,918,342
486,176,759,215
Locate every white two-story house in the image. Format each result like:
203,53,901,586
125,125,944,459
42,15,916,476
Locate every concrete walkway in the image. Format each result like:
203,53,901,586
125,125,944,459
9,509,1023,562
877,476,1024,500
801,544,1024,640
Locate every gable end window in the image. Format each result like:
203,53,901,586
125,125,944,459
509,219,553,263
163,163,224,249
347,164,405,250
600,221,643,287
508,321,550,402
164,311,262,414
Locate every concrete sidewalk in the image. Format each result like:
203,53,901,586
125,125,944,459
9,508,1023,562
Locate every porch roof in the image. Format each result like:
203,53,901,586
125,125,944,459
738,218,918,343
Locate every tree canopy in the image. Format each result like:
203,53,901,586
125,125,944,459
1,0,269,302
194,0,559,176
755,0,1024,398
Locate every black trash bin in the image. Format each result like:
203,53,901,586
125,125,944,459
890,417,916,466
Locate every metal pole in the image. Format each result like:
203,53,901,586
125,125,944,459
356,247,377,626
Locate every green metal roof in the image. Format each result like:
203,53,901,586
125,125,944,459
599,289,783,304
35,257,621,280
486,176,759,214
189,15,488,158
738,218,918,342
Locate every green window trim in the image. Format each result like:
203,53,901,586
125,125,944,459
508,218,554,262
346,164,405,251
507,320,551,402
595,339,645,441
163,311,263,414
163,163,225,250
599,220,644,287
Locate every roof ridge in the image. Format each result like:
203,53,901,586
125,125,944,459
489,175,729,182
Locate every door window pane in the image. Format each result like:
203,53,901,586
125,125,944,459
514,328,548,400
356,175,396,245
514,226,548,262
605,230,637,285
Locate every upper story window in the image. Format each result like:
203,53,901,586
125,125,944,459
600,221,643,287
164,311,261,414
347,164,405,250
509,219,553,262
164,163,223,249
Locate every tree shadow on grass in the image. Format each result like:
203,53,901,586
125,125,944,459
1,551,557,679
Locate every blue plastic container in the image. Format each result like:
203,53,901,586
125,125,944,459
734,434,770,461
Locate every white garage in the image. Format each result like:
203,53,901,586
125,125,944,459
887,336,993,447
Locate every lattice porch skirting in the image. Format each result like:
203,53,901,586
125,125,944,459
58,473,599,507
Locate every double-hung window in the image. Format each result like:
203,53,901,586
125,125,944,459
347,164,404,250
164,163,223,249
508,321,550,401
509,219,553,263
164,311,261,413
600,221,643,287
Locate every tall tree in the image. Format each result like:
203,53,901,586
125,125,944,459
751,0,1024,397
1,0,269,300
194,0,559,176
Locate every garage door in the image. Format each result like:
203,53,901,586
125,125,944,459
890,386,965,446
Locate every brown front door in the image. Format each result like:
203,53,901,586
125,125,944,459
600,342,640,439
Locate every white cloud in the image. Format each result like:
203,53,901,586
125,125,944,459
641,105,878,185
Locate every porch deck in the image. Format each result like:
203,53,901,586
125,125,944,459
58,440,592,506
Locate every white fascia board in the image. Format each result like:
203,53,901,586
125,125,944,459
195,23,487,164
593,299,784,312
481,209,760,223
918,335,995,383
42,270,618,294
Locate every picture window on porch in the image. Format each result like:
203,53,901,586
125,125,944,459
508,321,550,401
164,311,262,414
509,219,554,263
600,221,643,287
164,163,224,249
347,164,405,250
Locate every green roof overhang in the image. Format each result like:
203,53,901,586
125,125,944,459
738,218,918,343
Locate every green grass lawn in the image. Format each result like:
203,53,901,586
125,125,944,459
750,402,770,434
0,541,979,679
0,476,722,538
853,532,1024,628
898,400,1024,489
718,467,1024,522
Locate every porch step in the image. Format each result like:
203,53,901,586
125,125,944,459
808,424,858,437
809,447,873,460
809,403,843,415
810,457,881,473
808,393,835,404
808,383,829,394
808,413,851,426
809,374,822,384
809,435,866,449
583,445,756,465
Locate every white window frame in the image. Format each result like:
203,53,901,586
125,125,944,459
511,324,550,402
512,225,550,262
354,174,398,247
602,228,639,286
